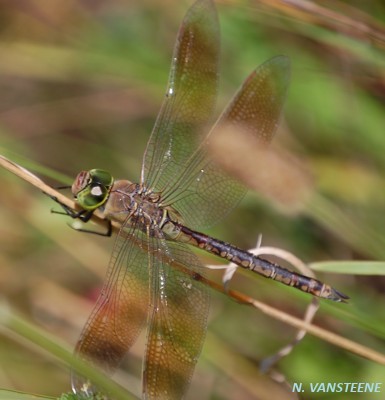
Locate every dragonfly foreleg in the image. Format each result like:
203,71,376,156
49,195,112,237
66,219,112,237
51,204,93,222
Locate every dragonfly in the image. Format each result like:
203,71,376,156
57,0,348,398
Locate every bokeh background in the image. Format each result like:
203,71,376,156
0,0,384,399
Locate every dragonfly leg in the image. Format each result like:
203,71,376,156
66,219,112,237
48,194,112,236
48,193,93,221
51,205,93,222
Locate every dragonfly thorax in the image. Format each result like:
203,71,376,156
99,180,163,232
100,179,185,241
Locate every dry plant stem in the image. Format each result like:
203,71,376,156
256,248,320,371
0,155,107,230
209,244,320,371
1,155,385,366
248,246,320,354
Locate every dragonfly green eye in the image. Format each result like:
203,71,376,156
72,169,114,210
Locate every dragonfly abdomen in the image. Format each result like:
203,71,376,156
177,224,348,302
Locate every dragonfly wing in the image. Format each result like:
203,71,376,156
71,225,150,395
143,239,210,400
165,56,291,228
142,0,219,193
214,55,290,145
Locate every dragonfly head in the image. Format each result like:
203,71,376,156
72,169,114,210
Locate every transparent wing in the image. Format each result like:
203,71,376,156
71,221,209,399
143,238,210,400
141,0,219,193
142,0,289,229
71,223,150,395
162,56,291,228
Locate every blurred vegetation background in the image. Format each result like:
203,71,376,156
0,0,384,399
